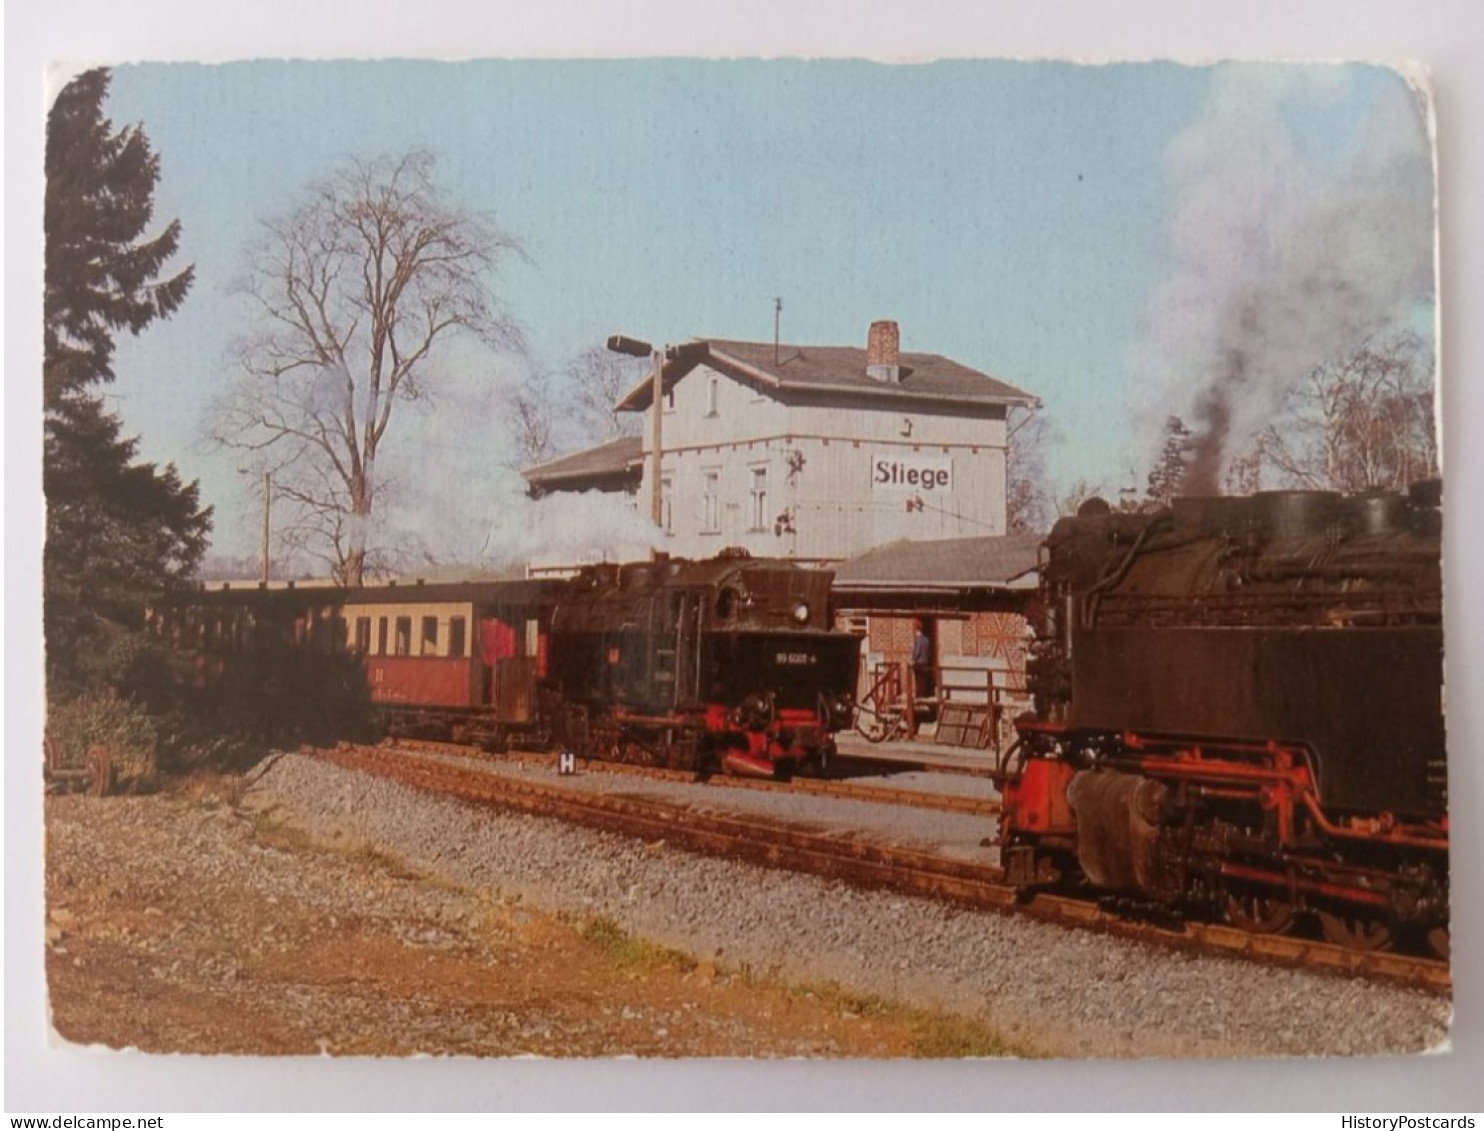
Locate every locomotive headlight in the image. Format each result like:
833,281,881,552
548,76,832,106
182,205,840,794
791,601,811,625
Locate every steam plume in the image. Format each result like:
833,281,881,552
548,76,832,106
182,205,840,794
1132,65,1435,494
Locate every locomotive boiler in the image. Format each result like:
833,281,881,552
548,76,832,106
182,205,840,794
994,484,1447,955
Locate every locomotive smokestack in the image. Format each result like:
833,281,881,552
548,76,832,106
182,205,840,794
866,320,901,383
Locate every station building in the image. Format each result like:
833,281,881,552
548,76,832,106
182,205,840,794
523,321,1042,747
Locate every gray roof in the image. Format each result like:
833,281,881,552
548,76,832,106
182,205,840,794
832,534,1042,591
521,435,643,489
615,338,1037,412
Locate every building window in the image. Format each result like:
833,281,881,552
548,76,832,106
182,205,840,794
421,616,438,656
377,617,389,656
749,466,768,532
394,617,411,656
661,475,674,533
449,616,466,659
354,617,372,654
706,376,719,417
701,470,720,533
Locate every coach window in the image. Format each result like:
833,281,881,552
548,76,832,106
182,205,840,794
421,616,438,656
449,616,467,658
377,617,389,656
394,617,412,656
354,617,372,654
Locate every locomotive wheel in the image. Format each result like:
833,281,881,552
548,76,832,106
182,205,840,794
1426,926,1451,961
1223,890,1295,935
1318,910,1392,951
610,735,658,766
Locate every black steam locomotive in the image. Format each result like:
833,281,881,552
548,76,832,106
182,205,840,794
993,484,1447,956
545,551,859,776
159,551,860,779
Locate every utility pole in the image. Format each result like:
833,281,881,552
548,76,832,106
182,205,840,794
774,297,783,366
261,472,271,583
650,347,664,527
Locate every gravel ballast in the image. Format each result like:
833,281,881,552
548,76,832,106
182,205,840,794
248,751,1451,1059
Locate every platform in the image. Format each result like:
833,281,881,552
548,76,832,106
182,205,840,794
832,731,1000,776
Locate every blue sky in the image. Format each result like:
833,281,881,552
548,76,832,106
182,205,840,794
95,58,1433,560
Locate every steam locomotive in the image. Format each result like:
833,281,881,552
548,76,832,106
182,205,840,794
159,551,860,779
993,484,1448,956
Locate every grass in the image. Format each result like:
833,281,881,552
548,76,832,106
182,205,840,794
576,915,1033,1058
577,915,698,976
790,980,1034,1059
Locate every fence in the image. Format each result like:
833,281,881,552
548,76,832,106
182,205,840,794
859,658,1029,751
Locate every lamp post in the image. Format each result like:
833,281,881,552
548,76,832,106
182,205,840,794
607,334,665,528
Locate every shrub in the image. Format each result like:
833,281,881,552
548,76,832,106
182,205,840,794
46,692,159,789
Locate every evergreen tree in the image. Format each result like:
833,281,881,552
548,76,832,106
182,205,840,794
44,68,210,699
45,68,194,407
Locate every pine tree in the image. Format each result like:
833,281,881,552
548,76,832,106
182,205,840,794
44,68,211,699
45,69,194,407
44,397,211,698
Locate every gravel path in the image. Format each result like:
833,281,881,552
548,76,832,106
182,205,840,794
251,751,1452,1059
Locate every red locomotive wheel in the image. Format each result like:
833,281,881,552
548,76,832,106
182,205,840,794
1318,910,1392,951
1223,890,1295,935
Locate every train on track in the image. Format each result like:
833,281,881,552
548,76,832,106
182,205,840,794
158,551,861,779
991,483,1448,957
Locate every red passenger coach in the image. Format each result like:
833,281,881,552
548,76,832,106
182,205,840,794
342,579,560,749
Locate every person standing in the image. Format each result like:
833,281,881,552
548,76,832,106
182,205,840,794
911,618,934,703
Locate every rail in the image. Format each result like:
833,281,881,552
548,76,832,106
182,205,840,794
315,742,1451,993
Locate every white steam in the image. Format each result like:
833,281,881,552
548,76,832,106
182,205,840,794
482,486,663,570
378,354,661,572
1130,64,1435,492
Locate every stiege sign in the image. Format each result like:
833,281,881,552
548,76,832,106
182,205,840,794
872,455,954,492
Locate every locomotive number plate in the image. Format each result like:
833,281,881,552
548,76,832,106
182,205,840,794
775,652,817,665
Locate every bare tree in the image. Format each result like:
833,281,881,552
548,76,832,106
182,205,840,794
1005,405,1053,534
1258,333,1437,493
1144,415,1193,506
1056,477,1119,518
506,369,561,470
565,345,647,444
213,151,524,584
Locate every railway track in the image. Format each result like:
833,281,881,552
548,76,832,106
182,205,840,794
314,743,1451,994
391,738,1000,817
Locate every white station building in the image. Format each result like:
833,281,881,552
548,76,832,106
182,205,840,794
526,321,1037,564
523,322,1041,746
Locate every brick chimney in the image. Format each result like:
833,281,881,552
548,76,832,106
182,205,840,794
866,320,901,383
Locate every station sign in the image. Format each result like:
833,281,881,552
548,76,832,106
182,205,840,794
871,455,953,493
